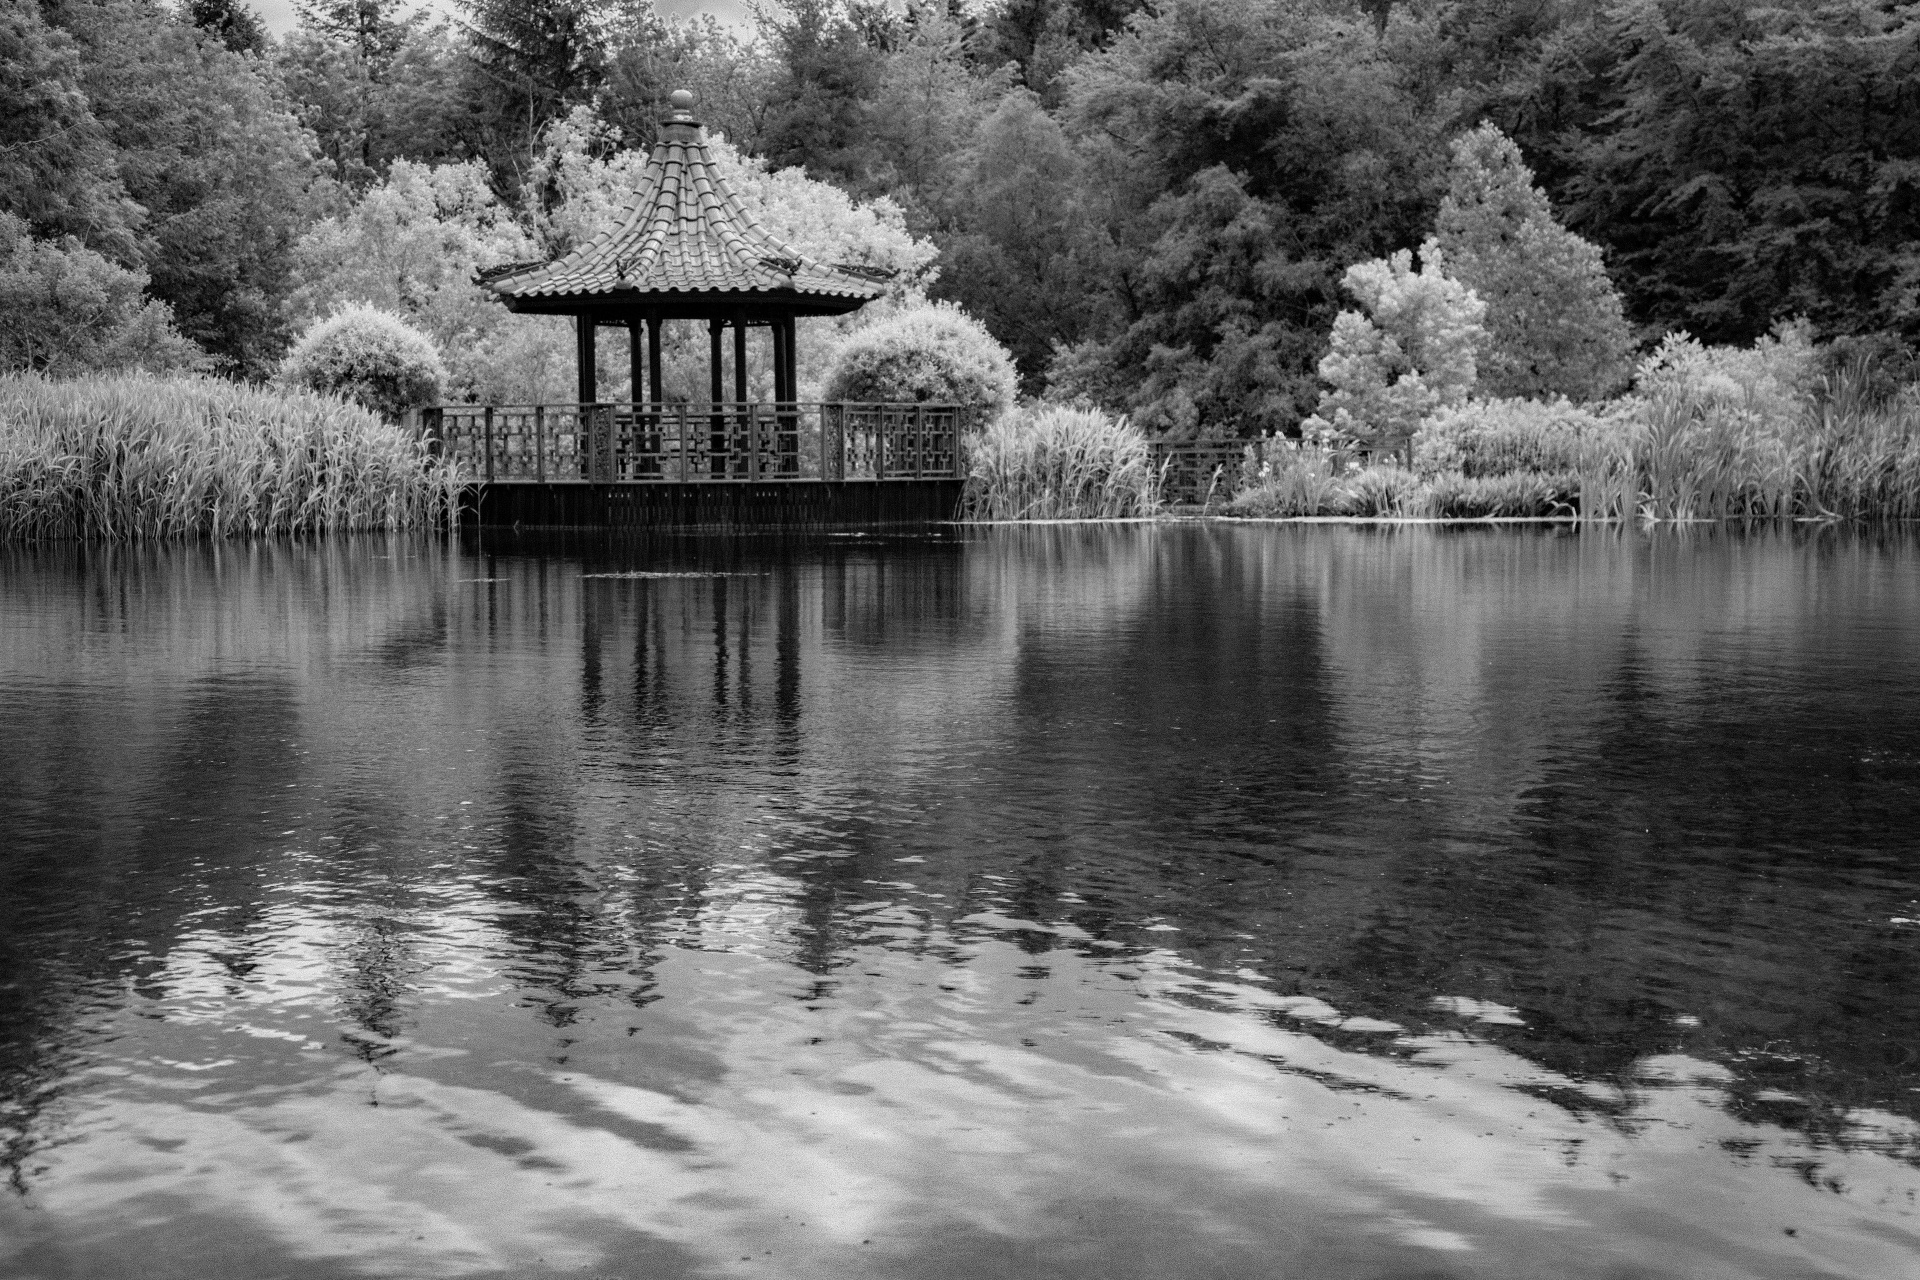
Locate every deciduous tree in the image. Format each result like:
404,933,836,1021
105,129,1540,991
1304,240,1489,445
1051,0,1452,436
47,0,330,375
0,213,207,375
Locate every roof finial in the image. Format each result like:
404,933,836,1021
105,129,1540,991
660,88,702,142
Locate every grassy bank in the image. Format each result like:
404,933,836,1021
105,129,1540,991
0,374,458,540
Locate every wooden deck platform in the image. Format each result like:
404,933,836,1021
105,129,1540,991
463,479,965,529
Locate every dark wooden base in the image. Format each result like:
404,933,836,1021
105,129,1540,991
463,480,965,529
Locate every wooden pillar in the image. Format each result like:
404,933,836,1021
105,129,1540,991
776,316,798,475
628,321,644,404
647,317,662,405
733,317,747,404
786,318,800,402
709,318,725,477
772,316,790,404
575,314,596,404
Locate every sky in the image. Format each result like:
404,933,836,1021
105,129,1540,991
251,0,752,37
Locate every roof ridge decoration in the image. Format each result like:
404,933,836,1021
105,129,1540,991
480,90,886,308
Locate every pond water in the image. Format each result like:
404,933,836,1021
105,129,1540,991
1,523,1918,1279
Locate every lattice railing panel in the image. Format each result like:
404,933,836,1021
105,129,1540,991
425,403,976,484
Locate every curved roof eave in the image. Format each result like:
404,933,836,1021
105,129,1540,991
481,99,890,314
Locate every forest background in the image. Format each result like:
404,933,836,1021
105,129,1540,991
5,0,1918,441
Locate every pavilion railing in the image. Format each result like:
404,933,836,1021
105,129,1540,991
421,402,977,484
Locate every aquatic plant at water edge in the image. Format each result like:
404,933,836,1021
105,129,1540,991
1225,441,1353,516
1420,470,1578,518
1796,373,1920,519
0,372,459,540
962,404,1160,519
1396,333,1920,520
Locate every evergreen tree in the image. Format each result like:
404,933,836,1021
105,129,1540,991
296,0,409,68
459,0,605,122
1431,122,1632,401
455,0,608,195
757,0,884,183
1549,0,1920,344
598,12,777,155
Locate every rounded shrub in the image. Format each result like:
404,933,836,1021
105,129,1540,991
1413,397,1613,478
822,302,1017,420
281,304,447,421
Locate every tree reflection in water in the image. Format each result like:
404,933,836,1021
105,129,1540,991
0,525,1916,1278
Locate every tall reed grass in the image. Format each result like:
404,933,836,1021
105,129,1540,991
1588,367,1920,521
963,405,1162,520
0,373,460,540
1225,441,1350,516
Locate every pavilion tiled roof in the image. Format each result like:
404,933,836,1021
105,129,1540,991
483,95,886,309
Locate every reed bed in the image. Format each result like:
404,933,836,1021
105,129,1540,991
1226,442,1351,516
1223,367,1920,522
0,373,460,540
963,405,1162,520
1588,372,1920,521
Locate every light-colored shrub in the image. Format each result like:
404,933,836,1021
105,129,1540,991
1631,320,1820,427
1431,123,1633,402
286,160,561,403
280,304,447,421
963,404,1159,519
0,372,457,540
1413,397,1619,478
824,302,1018,418
1304,243,1489,447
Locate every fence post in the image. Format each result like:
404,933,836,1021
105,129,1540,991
483,406,494,482
535,405,545,483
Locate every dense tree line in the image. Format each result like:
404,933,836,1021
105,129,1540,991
3,0,1916,433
